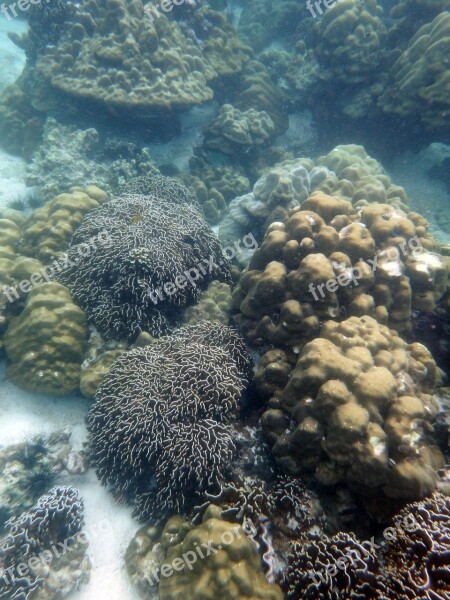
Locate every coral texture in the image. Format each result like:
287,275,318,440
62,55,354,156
4,282,88,395
87,322,252,522
56,176,230,341
35,0,250,112
261,315,443,503
159,504,283,600
19,185,108,263
204,104,276,155
0,487,90,600
379,12,450,130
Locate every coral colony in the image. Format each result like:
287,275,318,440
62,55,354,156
0,0,449,599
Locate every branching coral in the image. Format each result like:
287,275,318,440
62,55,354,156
87,322,252,523
56,176,230,341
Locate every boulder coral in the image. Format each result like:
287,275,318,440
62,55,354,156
260,315,443,504
87,322,252,522
35,0,251,113
19,185,108,263
379,12,450,130
4,282,89,396
312,0,387,83
232,192,446,344
159,504,283,600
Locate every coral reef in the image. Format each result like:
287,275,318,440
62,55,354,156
159,504,283,600
312,0,387,84
125,523,164,597
4,282,89,396
181,280,233,327
0,487,90,600
0,432,73,532
56,176,230,341
19,185,108,263
379,12,450,130
382,493,450,599
26,118,158,201
232,190,446,343
203,104,276,155
283,532,382,599
87,322,252,522
260,315,443,509
35,1,251,114
176,172,229,225
79,335,129,399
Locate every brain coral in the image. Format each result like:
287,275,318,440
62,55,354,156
0,486,90,600
35,0,251,112
87,322,252,523
159,504,283,600
261,315,443,504
379,12,450,130
4,282,89,396
56,176,230,341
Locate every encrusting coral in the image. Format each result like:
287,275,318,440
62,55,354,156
4,282,89,396
158,504,283,600
87,322,252,522
56,176,230,342
0,486,90,600
260,315,443,507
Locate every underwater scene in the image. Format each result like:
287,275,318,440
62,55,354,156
0,0,449,598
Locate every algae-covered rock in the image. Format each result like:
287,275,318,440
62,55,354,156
4,282,88,395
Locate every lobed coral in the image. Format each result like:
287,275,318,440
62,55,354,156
204,104,276,155
159,504,283,600
0,487,90,600
260,315,443,506
19,185,108,263
35,0,251,114
56,176,230,341
312,0,387,84
379,12,450,130
232,191,446,344
4,282,89,396
87,322,252,522
181,280,233,327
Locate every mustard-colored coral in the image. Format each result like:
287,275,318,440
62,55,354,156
19,185,107,262
4,282,88,395
261,315,443,502
159,505,283,600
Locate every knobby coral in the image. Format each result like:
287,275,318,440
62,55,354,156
87,322,252,523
